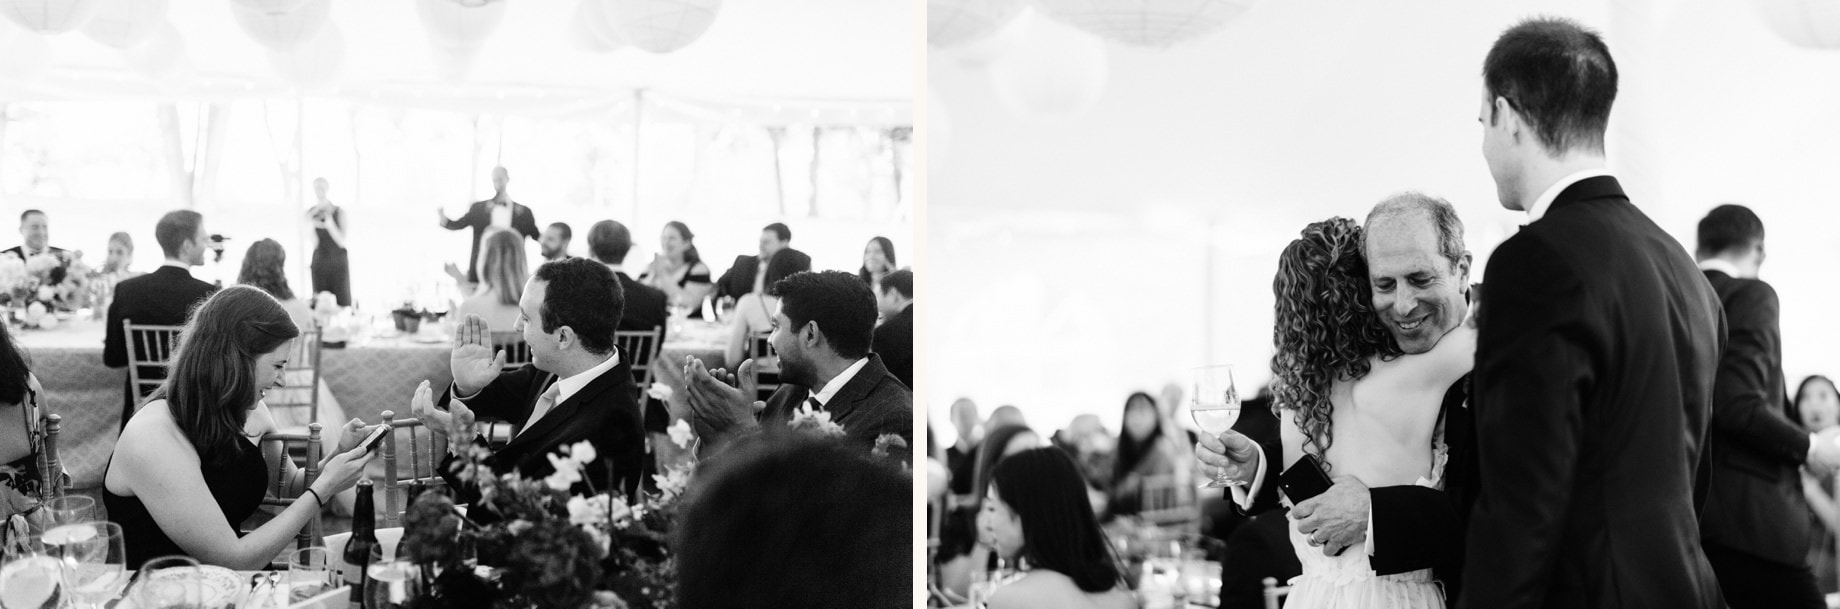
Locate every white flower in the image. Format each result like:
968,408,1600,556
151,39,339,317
545,453,582,491
667,419,696,449
567,495,608,527
33,286,53,302
25,302,46,321
654,463,693,501
788,403,845,437
646,384,674,402
569,441,597,465
608,495,632,524
24,254,58,275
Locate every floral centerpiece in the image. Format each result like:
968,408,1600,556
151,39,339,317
0,250,91,326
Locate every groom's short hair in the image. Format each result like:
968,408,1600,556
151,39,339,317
1364,192,1467,269
1696,204,1764,257
1483,17,1617,155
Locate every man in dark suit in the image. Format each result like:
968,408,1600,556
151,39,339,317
585,219,674,466
713,222,790,305
437,166,539,283
1460,17,1724,608
683,270,911,462
414,258,647,500
103,210,218,428
1196,193,1480,601
1694,204,1840,608
2,210,67,262
871,269,912,389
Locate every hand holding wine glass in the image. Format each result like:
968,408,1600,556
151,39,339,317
1190,364,1245,489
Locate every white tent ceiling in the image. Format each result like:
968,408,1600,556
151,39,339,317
0,0,913,121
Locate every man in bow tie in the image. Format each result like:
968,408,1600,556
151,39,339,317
683,270,911,462
3,210,66,261
437,166,540,284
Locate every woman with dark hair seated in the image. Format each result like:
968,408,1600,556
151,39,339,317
0,323,48,500
982,447,1134,609
104,286,377,569
936,423,1043,600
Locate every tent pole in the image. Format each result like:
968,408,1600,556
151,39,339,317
630,89,643,224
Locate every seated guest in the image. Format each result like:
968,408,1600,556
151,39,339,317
639,221,713,318
947,398,983,498
237,239,312,331
982,447,1135,609
859,236,897,287
458,230,527,332
414,259,646,501
938,424,1042,600
540,222,572,263
724,247,811,368
2,210,66,261
0,324,48,502
870,269,912,389
1219,510,1303,609
1108,392,1192,519
103,286,377,568
104,211,219,429
714,222,790,305
586,220,667,336
683,271,910,459
92,232,142,311
989,405,1028,430
675,435,909,608
1797,375,1840,593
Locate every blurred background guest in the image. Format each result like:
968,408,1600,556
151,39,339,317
437,166,538,284
715,222,791,306
306,177,351,308
4,210,64,260
236,238,347,435
458,230,527,331
1796,374,1840,593
989,405,1027,430
586,220,666,336
641,221,713,318
938,423,1043,599
0,324,48,502
859,235,897,287
237,239,312,331
871,269,913,389
980,447,1134,609
104,210,218,429
541,222,572,263
947,398,984,498
1107,392,1192,520
1052,414,1116,514
91,231,141,314
724,248,810,368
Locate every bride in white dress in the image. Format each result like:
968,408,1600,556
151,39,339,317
1265,218,1474,609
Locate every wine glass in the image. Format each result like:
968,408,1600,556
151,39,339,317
0,550,60,609
49,521,125,609
287,548,333,603
132,556,201,609
364,561,421,609
44,496,94,527
1190,364,1243,489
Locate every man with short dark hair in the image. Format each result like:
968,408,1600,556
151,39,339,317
683,270,911,460
540,222,572,262
586,220,667,337
1696,204,1839,609
414,258,646,499
871,269,912,389
3,210,66,261
103,210,218,428
1462,17,1724,608
714,222,791,304
437,166,540,283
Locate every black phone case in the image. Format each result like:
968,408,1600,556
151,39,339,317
1278,454,1333,503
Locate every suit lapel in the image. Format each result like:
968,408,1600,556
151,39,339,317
1545,175,1625,217
823,356,890,424
502,358,632,454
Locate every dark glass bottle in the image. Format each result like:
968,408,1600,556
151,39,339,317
345,480,379,609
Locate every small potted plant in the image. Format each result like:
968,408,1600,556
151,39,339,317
392,301,423,334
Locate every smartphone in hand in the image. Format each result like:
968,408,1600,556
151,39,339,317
357,426,390,453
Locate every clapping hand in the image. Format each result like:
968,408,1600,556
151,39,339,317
410,379,477,455
682,356,762,441
451,314,506,395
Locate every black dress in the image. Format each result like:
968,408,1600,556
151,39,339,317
105,438,268,566
310,206,351,307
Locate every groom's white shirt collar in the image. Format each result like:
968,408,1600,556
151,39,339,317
1526,168,1613,223
1698,258,1742,278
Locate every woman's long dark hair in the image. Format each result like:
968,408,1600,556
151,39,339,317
0,324,30,405
1110,392,1164,483
236,238,294,301
970,424,1036,515
991,448,1128,593
857,236,896,285
153,285,301,467
1269,218,1401,470
664,221,702,267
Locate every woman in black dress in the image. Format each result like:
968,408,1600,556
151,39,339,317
103,286,377,568
307,177,351,307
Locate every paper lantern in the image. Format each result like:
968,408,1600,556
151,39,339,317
1751,0,1840,48
268,22,342,91
231,0,328,52
603,0,721,54
948,5,1033,68
570,0,626,53
120,20,190,82
80,0,165,49
230,0,308,11
926,88,951,175
987,13,1109,119
0,20,50,83
928,0,1024,48
0,0,101,33
417,0,506,48
1036,0,1256,48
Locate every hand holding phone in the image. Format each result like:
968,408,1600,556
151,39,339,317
357,425,389,453
1278,453,1334,504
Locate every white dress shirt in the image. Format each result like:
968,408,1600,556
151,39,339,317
809,357,870,408
460,351,622,437
489,201,512,229
1526,168,1612,223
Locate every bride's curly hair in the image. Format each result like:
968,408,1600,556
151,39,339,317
1269,217,1402,469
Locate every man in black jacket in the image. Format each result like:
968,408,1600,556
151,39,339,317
415,258,646,500
713,222,790,305
871,269,912,389
683,271,911,462
1695,204,1840,608
437,166,539,283
103,210,218,428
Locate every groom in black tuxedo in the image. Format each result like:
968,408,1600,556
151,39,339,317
1196,193,1481,601
1462,18,1724,609
437,166,539,283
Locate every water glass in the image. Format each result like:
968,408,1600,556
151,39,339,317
287,547,334,603
44,496,95,526
132,556,201,609
0,551,61,609
364,561,422,609
52,521,125,609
